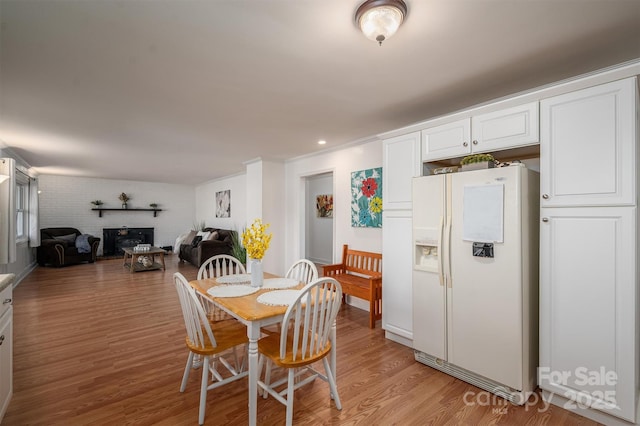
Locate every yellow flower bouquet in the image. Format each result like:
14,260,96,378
242,219,272,260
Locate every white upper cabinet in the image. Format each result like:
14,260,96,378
421,119,471,161
422,102,539,161
540,78,637,207
382,131,421,210
471,102,539,152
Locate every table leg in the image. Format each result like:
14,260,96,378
247,323,261,426
130,254,136,273
160,252,166,270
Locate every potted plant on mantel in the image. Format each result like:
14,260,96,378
90,200,104,207
460,153,496,171
119,192,130,209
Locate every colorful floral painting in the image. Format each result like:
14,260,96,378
351,167,382,228
316,194,333,218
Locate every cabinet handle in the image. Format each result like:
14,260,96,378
472,140,478,145
542,218,549,222
463,141,468,147
3,298,11,305
542,194,549,199
0,335,4,345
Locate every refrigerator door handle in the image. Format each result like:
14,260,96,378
438,216,444,287
445,214,452,288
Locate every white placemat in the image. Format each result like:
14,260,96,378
257,290,302,306
262,278,299,290
207,285,260,298
216,274,251,284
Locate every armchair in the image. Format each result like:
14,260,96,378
37,227,100,267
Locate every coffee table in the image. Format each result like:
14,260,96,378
122,247,166,273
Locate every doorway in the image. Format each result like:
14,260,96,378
303,172,334,268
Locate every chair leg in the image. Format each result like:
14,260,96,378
323,358,342,410
199,356,210,425
263,358,272,399
181,352,194,392
286,368,295,426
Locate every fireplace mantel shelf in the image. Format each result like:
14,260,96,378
91,208,162,218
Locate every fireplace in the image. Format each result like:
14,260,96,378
103,227,154,257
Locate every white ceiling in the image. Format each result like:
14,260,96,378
1,0,639,185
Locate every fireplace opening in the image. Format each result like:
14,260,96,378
103,227,154,257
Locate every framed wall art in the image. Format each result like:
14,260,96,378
215,190,231,218
316,194,333,218
351,167,382,228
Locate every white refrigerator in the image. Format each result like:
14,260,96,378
412,164,539,404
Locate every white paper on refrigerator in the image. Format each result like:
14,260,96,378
462,183,504,243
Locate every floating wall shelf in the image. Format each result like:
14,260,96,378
91,208,162,218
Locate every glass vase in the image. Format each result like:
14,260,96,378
250,259,263,288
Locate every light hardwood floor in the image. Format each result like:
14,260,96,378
3,256,598,425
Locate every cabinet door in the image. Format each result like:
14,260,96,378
471,102,539,152
422,119,471,161
382,132,421,210
539,207,636,422
382,211,413,341
0,308,12,421
540,78,637,207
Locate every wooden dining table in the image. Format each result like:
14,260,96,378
189,273,338,426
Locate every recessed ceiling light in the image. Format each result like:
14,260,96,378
318,140,327,145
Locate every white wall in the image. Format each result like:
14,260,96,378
195,173,247,233
284,138,383,270
305,173,333,264
39,175,195,254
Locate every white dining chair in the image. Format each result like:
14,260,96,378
257,277,343,426
198,254,246,280
174,272,248,425
196,254,246,324
284,259,318,285
260,259,318,339
260,258,321,394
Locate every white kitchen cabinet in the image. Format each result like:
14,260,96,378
471,102,539,152
538,76,639,424
381,131,421,345
539,207,636,422
382,132,421,210
382,210,413,344
0,276,13,422
421,119,471,161
540,78,636,207
422,102,539,161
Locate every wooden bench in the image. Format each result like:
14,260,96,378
323,244,382,328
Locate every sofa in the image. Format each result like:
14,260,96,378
178,227,237,267
37,227,100,267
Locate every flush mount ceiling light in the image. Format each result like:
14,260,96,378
355,0,408,46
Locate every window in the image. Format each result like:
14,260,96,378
15,172,29,241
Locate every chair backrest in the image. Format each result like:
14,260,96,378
198,254,246,280
279,277,342,361
285,259,318,285
174,272,217,349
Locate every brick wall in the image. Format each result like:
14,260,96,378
39,175,196,255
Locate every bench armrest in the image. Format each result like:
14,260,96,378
322,263,345,275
